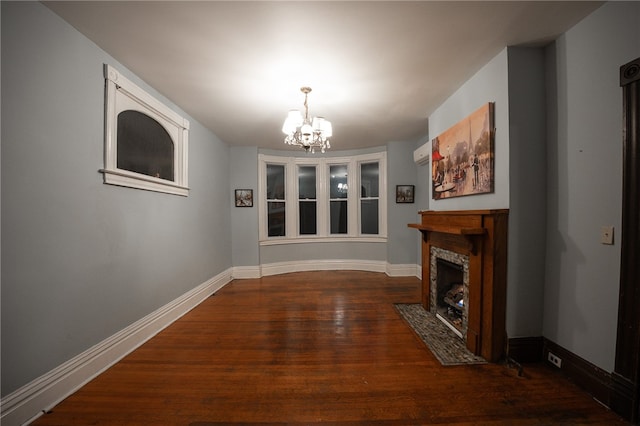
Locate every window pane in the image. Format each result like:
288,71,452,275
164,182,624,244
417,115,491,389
330,165,348,199
299,201,317,235
330,200,348,234
360,162,379,197
117,110,174,180
267,164,285,200
298,166,316,199
268,201,286,237
361,200,379,234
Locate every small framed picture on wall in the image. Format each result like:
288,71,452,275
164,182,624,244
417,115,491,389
235,189,253,207
396,185,415,203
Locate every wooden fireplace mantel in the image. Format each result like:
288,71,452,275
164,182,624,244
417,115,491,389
408,222,486,254
408,209,508,362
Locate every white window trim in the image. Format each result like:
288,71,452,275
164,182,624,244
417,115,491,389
358,154,387,238
258,152,387,244
102,65,190,196
259,158,290,241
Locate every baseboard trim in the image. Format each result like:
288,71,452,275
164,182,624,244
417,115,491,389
1,268,233,426
231,261,420,279
386,263,418,277
610,371,637,422
231,265,262,279
260,260,388,277
542,338,613,407
507,336,543,363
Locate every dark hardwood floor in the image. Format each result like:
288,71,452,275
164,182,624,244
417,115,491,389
33,271,628,425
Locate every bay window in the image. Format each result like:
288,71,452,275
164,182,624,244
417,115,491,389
258,152,387,243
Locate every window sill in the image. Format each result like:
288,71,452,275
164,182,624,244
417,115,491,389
100,169,189,196
259,236,387,246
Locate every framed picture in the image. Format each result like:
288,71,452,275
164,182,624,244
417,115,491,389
396,185,415,203
432,102,495,200
235,189,253,207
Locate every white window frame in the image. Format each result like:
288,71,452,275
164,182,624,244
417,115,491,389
258,152,387,244
327,160,351,236
264,160,290,239
358,157,386,236
297,163,319,236
102,65,189,196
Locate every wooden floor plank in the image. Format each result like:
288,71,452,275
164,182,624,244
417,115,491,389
32,271,627,425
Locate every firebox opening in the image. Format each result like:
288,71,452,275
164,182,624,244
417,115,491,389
436,258,464,337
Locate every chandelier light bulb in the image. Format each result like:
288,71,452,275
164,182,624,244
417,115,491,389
301,123,313,137
322,120,333,138
312,117,323,132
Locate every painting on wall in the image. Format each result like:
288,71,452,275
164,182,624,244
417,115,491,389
432,102,495,200
235,189,253,207
396,185,415,203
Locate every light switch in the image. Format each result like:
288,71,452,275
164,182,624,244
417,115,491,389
601,226,614,245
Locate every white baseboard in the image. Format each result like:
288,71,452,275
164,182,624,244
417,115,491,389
231,261,420,278
231,265,262,279
260,259,388,276
386,263,420,277
1,268,233,426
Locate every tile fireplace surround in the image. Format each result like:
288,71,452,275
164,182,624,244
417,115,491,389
409,209,508,362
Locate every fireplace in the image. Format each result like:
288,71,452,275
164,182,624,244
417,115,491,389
409,209,508,362
432,254,468,338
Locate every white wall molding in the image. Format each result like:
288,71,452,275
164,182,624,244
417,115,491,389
261,259,387,276
1,269,232,426
231,265,262,279
258,260,421,277
386,263,420,277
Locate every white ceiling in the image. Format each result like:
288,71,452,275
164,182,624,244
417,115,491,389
45,1,603,151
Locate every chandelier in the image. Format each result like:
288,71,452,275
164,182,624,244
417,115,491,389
282,87,332,153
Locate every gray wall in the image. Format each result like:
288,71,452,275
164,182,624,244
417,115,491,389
414,135,432,214
543,1,639,372
413,136,432,264
1,2,232,396
506,47,547,338
260,241,387,264
230,146,260,267
387,141,418,265
427,48,510,211
426,48,542,339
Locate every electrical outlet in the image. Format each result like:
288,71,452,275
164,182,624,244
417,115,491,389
547,352,562,368
601,226,614,245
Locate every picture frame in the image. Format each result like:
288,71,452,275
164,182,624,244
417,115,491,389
396,185,415,203
235,189,253,207
432,102,495,200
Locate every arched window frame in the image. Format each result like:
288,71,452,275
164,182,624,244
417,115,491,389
102,65,189,196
